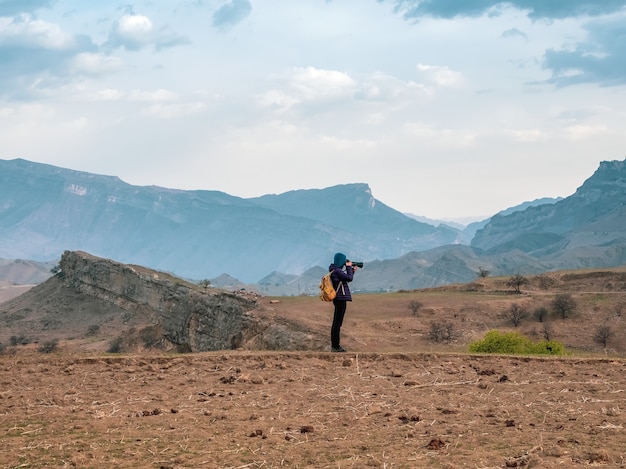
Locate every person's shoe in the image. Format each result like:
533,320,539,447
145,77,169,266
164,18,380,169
331,346,347,353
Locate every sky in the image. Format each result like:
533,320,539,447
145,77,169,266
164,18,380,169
1,0,626,223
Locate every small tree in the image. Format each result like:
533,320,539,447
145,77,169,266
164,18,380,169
542,322,554,341
507,274,529,294
504,304,528,327
594,325,612,349
534,306,548,323
477,267,490,278
198,279,211,291
551,293,577,319
407,300,423,317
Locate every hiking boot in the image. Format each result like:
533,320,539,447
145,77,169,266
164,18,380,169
331,346,347,353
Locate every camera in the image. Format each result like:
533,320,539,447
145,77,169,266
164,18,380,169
348,260,364,268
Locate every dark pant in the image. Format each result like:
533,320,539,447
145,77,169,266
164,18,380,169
331,299,347,348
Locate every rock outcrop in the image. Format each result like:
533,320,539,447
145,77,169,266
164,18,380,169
0,251,325,352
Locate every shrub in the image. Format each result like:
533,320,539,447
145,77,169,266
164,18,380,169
468,330,565,355
139,325,164,349
428,321,455,343
38,338,59,354
407,300,423,316
107,337,123,353
10,335,28,346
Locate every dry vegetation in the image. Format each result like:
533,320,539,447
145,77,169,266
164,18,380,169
1,268,625,468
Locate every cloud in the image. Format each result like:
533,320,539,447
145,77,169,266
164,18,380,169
390,0,626,20
0,15,75,49
0,0,53,16
258,67,357,111
70,52,124,76
501,28,527,41
0,15,97,97
416,64,465,88
106,13,189,51
543,16,626,86
212,0,252,29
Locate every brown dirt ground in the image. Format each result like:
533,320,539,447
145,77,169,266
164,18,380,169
1,269,625,468
1,351,624,469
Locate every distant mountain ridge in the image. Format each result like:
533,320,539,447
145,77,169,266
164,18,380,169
472,160,626,260
0,158,459,283
1,157,625,293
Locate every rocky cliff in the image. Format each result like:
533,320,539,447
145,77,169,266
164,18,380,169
0,251,325,352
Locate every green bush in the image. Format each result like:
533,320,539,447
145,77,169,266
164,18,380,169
468,330,565,356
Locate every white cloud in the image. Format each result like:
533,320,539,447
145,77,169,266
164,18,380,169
129,89,178,102
289,67,357,101
71,53,124,75
564,124,611,140
416,63,466,88
143,102,207,119
0,14,74,49
107,13,153,50
1,0,626,220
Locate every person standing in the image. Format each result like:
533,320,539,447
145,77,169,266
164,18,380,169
329,252,358,352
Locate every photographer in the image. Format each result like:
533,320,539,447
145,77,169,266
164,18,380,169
328,252,359,352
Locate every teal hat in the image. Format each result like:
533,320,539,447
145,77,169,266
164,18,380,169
333,252,347,267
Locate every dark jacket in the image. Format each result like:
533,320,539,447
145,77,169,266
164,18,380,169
329,263,354,301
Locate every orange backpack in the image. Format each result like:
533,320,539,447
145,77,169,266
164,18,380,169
319,272,337,301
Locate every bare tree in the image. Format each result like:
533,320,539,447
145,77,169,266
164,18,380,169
504,304,528,327
542,322,554,341
428,321,455,343
551,293,577,319
507,274,529,294
534,306,548,323
407,300,423,317
594,325,612,349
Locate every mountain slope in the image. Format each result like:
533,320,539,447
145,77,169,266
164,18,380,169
0,159,460,283
472,159,626,270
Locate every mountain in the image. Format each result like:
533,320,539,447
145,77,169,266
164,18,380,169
0,258,55,284
2,158,625,293
258,160,626,293
0,158,460,283
461,196,563,243
471,159,626,270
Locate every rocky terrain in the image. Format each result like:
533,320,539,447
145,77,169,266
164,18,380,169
0,251,325,353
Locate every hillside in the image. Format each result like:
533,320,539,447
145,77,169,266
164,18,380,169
2,251,625,357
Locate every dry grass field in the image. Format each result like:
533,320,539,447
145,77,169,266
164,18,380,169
1,269,625,468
